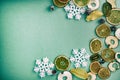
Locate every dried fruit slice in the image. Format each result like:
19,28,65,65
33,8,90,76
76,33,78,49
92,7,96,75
108,62,120,72
96,24,111,38
105,36,118,49
101,48,115,62
53,0,67,7
73,0,90,7
106,9,120,25
58,71,72,80
54,55,70,71
90,38,102,53
70,68,88,79
58,0,69,3
115,52,120,63
98,67,111,79
86,10,103,21
90,61,101,74
88,72,96,80
115,28,120,39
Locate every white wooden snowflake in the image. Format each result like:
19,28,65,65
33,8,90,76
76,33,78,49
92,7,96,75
70,48,90,68
64,0,86,20
33,57,54,78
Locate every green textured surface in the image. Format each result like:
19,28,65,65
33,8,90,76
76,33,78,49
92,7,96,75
0,0,120,80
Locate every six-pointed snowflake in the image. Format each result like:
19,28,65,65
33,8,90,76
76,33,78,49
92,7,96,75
64,0,86,20
70,48,90,68
33,57,54,78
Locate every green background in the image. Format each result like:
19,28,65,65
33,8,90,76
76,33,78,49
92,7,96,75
0,0,120,80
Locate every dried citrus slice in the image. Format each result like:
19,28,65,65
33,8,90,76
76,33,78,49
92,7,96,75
101,48,115,62
73,0,89,7
106,9,120,25
58,71,72,80
108,62,120,72
105,36,118,49
96,24,111,38
90,61,101,74
53,0,67,7
58,0,69,3
98,67,111,79
88,72,96,80
73,0,90,7
115,52,120,63
115,28,120,40
54,55,70,71
70,68,88,79
90,38,102,53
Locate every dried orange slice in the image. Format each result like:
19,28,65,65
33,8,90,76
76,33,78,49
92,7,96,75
98,67,111,79
96,24,111,38
90,38,102,53
53,0,67,7
106,9,120,25
54,55,70,71
59,0,69,3
90,61,101,74
73,0,90,7
101,48,115,62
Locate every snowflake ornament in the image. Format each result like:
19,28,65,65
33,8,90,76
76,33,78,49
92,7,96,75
70,48,90,68
64,0,86,20
33,57,54,78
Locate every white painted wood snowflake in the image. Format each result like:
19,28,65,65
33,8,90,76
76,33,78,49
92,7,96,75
33,57,54,78
64,0,86,20
70,48,90,68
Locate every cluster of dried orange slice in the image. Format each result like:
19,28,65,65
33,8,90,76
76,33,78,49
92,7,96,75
89,1,120,78
89,21,120,79
51,0,120,80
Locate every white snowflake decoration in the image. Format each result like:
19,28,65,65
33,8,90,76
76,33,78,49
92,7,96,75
70,48,90,68
33,57,54,78
64,0,86,20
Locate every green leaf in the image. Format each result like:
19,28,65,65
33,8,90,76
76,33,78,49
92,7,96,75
102,2,112,17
